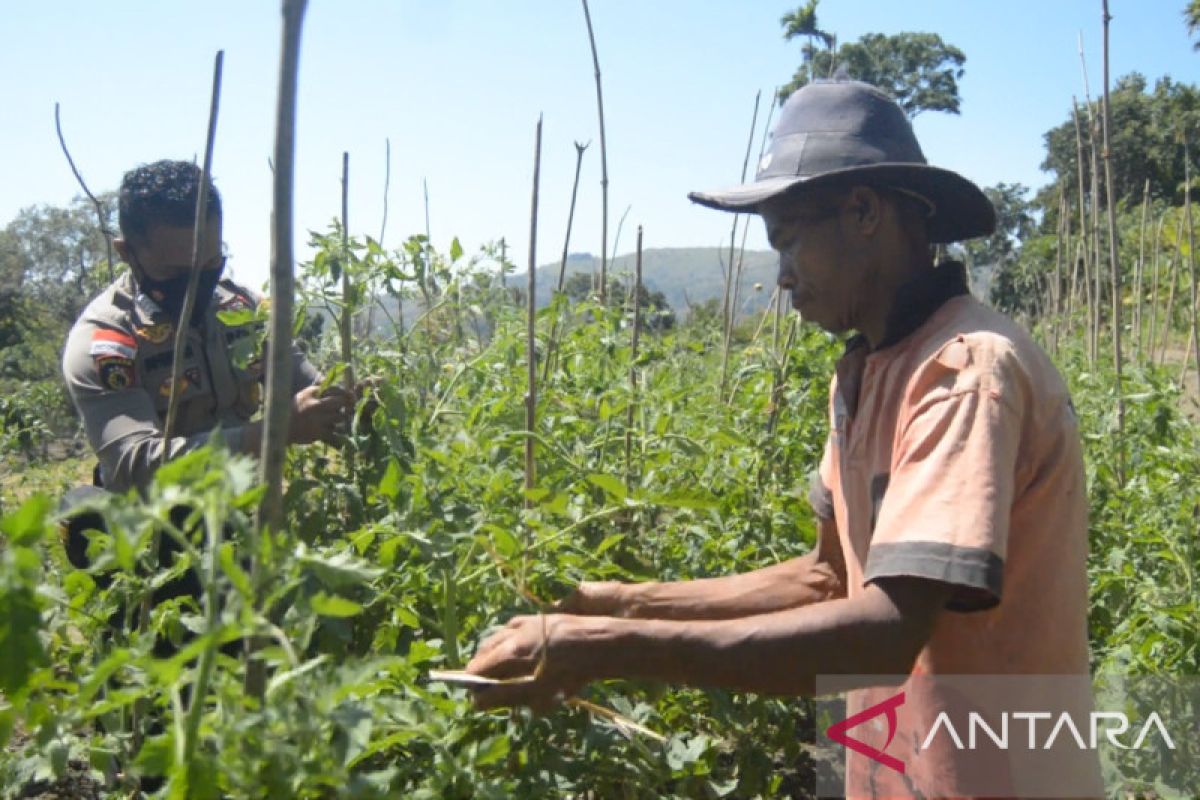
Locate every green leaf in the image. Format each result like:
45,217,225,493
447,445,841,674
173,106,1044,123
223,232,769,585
298,545,383,589
216,308,257,328
647,492,719,511
311,592,364,618
0,495,51,546
450,237,464,261
218,543,252,597
0,575,46,695
378,458,402,502
134,732,175,777
587,473,628,501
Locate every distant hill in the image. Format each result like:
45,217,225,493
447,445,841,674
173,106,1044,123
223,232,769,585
365,246,780,335
510,247,779,317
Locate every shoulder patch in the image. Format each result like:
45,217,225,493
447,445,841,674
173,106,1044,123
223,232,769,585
90,329,138,361
98,357,136,390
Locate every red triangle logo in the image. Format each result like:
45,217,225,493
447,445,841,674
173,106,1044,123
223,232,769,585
826,691,906,774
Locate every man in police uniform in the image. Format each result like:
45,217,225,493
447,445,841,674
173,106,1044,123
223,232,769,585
64,159,350,494
61,159,351,567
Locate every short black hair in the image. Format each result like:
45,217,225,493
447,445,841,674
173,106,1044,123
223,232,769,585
118,160,222,243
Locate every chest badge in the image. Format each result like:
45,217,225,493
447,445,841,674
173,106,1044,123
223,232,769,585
135,322,174,345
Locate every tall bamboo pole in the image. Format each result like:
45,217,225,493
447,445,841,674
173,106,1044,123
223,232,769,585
1051,184,1066,355
252,0,308,698
1071,99,1096,364
720,90,763,398
1133,179,1151,360
162,52,224,457
525,117,543,509
340,152,355,391
624,225,643,488
1100,0,1124,482
541,141,590,383
1147,212,1166,365
581,0,608,302
1158,213,1184,365
1183,141,1199,392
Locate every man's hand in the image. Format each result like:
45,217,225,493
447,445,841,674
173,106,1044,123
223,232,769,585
464,614,588,713
289,384,354,445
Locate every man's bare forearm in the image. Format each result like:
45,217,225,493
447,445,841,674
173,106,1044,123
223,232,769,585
620,550,844,620
560,578,946,697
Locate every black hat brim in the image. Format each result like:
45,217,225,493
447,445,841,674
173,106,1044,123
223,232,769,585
688,162,996,244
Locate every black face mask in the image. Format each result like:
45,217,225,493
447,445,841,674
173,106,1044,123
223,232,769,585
137,261,226,326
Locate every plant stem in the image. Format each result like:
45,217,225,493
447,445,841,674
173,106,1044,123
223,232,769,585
53,104,116,284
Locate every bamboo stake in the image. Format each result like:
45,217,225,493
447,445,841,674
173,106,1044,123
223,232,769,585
1147,212,1166,366
1133,179,1150,360
340,152,355,391
53,104,116,285
1071,99,1095,364
720,90,762,399
161,52,224,460
542,142,591,384
1100,0,1124,483
1158,213,1183,365
558,142,590,294
1183,140,1199,393
1051,184,1066,355
379,138,391,247
624,226,643,489
581,0,608,303
253,0,308,698
525,117,543,509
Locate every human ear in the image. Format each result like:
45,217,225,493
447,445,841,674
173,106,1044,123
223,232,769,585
846,186,883,233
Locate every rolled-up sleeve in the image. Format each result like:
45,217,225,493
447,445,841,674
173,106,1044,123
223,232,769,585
863,341,1021,612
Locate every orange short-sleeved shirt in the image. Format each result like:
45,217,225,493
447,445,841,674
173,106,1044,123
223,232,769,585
810,263,1095,797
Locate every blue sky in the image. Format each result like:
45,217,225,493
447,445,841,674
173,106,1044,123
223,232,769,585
2,1,1196,290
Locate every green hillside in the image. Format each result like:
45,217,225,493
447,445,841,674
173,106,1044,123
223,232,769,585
512,247,781,317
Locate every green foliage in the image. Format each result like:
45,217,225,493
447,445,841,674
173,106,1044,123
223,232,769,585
1059,344,1200,676
1186,0,1200,50
0,231,841,797
1039,73,1200,209
780,24,966,118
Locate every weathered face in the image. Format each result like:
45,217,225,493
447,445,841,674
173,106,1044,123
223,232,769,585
761,192,860,334
118,218,224,282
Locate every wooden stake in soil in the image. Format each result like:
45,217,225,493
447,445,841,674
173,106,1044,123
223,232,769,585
581,0,608,302
253,0,309,698
525,117,543,508
162,51,225,460
624,225,643,488
720,90,763,399
340,151,355,391
1133,178,1151,360
54,104,116,284
1183,139,1200,393
543,141,591,383
1100,0,1124,483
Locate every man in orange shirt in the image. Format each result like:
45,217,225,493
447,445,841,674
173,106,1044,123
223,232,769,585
464,80,1096,797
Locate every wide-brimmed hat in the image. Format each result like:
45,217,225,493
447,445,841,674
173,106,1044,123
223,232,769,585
688,80,995,243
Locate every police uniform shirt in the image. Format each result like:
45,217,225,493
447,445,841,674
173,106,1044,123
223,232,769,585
62,271,320,494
